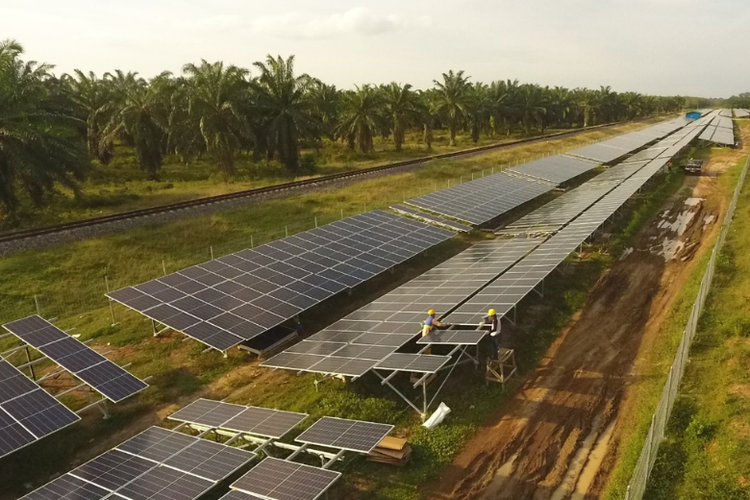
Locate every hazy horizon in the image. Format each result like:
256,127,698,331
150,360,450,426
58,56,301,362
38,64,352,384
2,0,748,98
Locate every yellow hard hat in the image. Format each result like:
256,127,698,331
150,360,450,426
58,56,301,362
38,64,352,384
488,308,496,316
428,309,435,315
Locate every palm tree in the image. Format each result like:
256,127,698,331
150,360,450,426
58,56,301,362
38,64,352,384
464,83,490,143
0,39,88,217
515,84,548,134
576,88,600,127
381,82,423,151
309,80,341,141
432,70,470,146
183,60,250,175
337,85,383,153
252,55,319,174
101,75,168,179
63,70,114,164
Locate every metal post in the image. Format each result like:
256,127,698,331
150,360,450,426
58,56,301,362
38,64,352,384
34,295,41,315
471,172,475,181
25,346,36,380
340,209,344,219
314,217,318,228
422,380,427,418
162,260,167,275
105,276,116,325
285,225,289,237
210,246,214,260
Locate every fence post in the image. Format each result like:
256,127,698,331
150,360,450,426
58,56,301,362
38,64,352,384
250,235,254,248
34,295,41,315
210,246,214,260
105,276,116,325
285,225,289,237
162,260,167,276
314,217,318,228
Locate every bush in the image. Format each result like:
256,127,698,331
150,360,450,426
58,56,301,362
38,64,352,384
299,154,318,175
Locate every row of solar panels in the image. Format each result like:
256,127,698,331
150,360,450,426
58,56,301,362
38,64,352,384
699,111,736,146
22,398,394,500
263,113,709,379
403,117,693,226
108,210,455,352
735,109,750,118
0,316,148,459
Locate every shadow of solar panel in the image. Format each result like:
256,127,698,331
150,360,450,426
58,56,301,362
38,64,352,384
0,389,79,439
20,473,110,500
232,457,341,500
163,440,255,482
71,449,156,491
115,466,214,500
295,417,393,453
117,427,197,462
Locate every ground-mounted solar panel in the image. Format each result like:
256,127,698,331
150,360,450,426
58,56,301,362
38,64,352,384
375,353,451,373
163,439,255,482
70,448,156,491
567,142,630,163
390,204,473,232
116,426,198,463
169,398,308,439
232,457,341,500
3,316,148,403
115,465,214,500
219,491,265,500
295,416,393,453
108,211,453,353
406,172,553,225
507,155,600,185
0,409,37,458
417,329,487,345
19,473,110,500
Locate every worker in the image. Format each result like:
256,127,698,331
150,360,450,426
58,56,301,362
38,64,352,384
422,309,446,337
480,309,501,360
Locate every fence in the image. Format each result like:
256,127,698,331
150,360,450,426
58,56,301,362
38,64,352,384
625,152,750,499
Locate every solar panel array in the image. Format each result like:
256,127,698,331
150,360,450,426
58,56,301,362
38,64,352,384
169,398,308,439
108,210,453,352
506,155,600,185
390,204,473,232
699,112,735,146
3,316,148,403
295,416,393,453
735,109,750,118
447,155,674,323
405,173,553,225
0,359,80,459
231,457,341,500
262,237,542,376
21,426,256,500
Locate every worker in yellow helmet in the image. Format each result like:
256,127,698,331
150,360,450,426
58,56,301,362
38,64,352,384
480,308,500,360
422,309,446,337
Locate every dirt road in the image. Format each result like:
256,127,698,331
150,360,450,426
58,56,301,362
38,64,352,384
431,145,741,499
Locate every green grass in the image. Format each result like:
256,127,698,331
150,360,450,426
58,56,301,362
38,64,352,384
637,151,750,500
602,142,750,498
0,121,657,232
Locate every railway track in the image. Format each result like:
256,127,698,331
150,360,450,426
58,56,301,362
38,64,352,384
0,122,626,249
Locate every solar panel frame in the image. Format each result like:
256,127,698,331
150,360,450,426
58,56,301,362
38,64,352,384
294,416,394,453
231,457,341,500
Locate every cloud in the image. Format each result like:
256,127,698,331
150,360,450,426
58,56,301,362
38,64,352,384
252,7,430,39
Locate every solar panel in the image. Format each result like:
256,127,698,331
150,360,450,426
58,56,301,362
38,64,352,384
295,417,393,453
390,204,473,232
507,155,600,185
406,173,553,225
169,398,308,439
1,388,79,441
116,426,198,463
3,316,148,403
232,457,341,500
375,353,451,373
163,439,255,482
115,466,214,500
108,211,453,352
417,329,486,345
70,449,156,491
20,473,110,500
219,492,265,500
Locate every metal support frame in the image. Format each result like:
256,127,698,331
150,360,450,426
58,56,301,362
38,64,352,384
373,343,478,420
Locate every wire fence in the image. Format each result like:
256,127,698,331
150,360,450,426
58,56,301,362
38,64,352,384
624,151,750,499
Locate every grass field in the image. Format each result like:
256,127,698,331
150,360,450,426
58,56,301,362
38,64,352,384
602,126,750,499
637,152,750,499
0,121,652,233
0,117,675,499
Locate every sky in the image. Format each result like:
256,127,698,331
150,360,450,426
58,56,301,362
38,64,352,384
1,0,748,98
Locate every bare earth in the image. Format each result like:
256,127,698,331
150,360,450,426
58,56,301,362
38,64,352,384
430,135,748,500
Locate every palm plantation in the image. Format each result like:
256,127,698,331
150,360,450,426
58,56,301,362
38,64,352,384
0,36,692,221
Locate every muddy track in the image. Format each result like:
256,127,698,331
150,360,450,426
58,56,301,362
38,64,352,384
431,189,720,499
